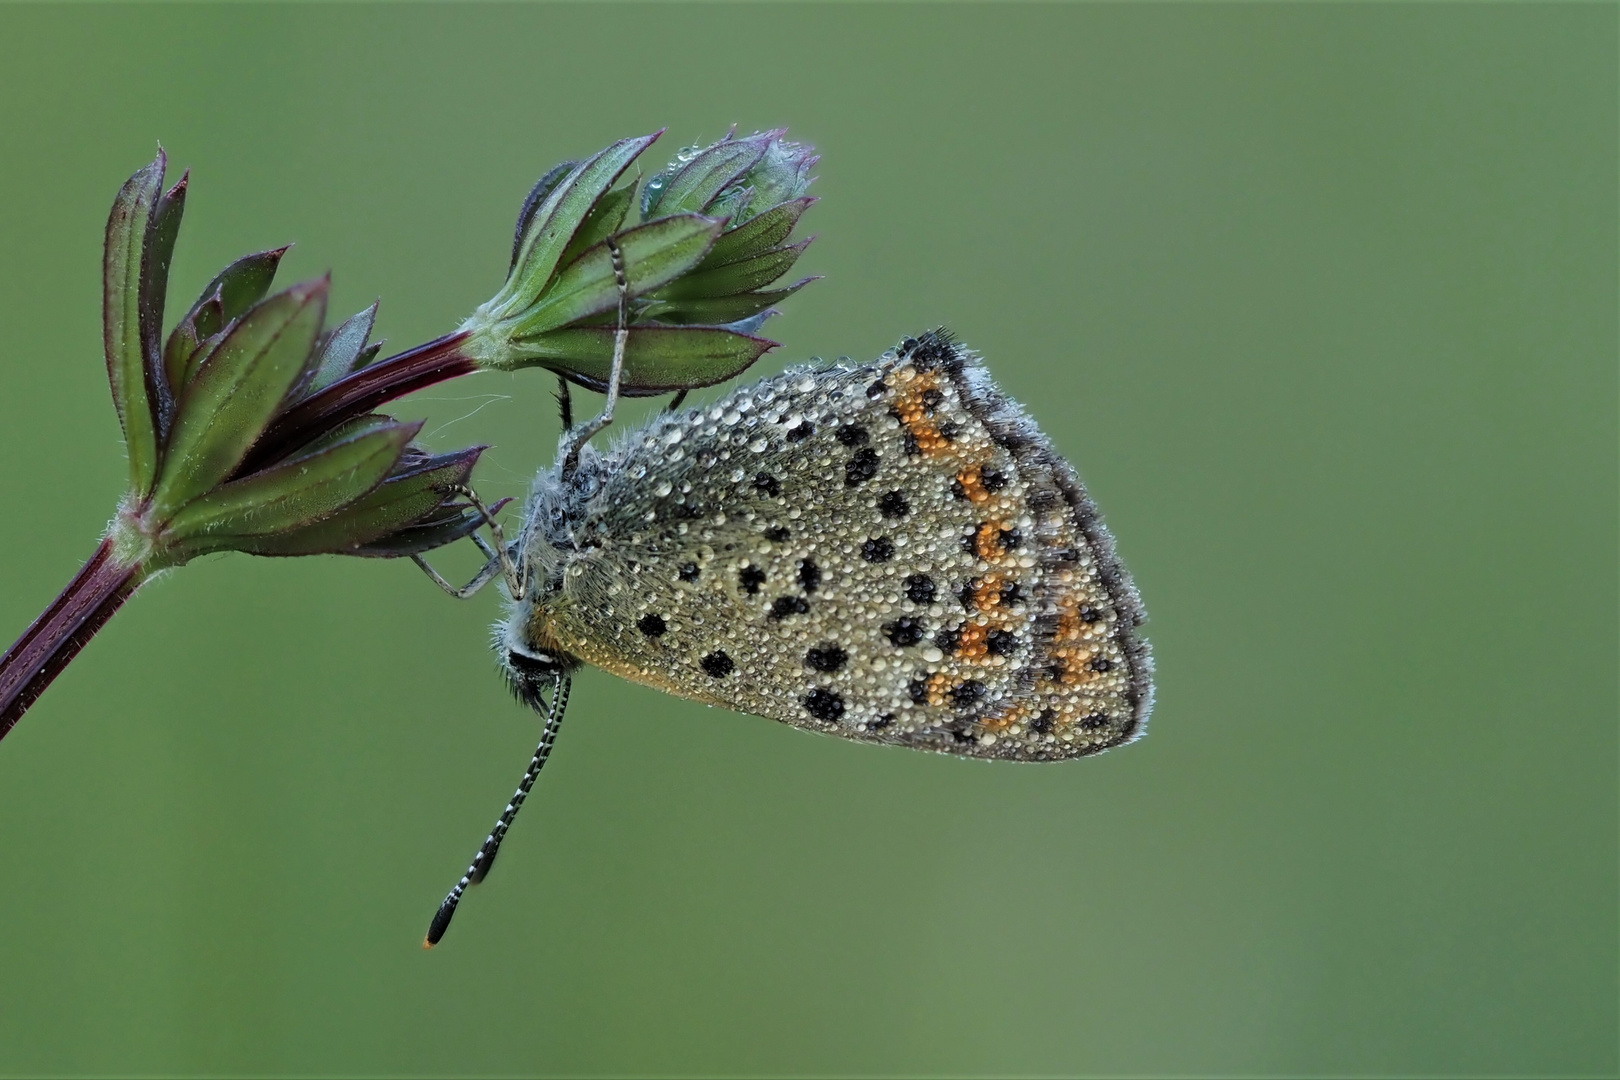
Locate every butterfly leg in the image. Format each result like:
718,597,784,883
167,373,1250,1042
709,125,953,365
561,236,629,477
555,374,573,432
424,673,572,948
410,485,525,600
410,549,502,599
665,388,688,412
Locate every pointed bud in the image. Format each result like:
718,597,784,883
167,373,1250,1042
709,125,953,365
461,129,820,396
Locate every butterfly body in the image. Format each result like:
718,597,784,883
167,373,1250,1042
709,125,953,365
499,333,1152,762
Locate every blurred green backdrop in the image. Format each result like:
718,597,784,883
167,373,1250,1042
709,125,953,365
0,3,1612,1076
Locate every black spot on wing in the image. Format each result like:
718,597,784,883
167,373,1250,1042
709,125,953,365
884,617,926,647
862,537,894,563
805,644,848,672
986,629,1019,656
700,651,734,677
770,595,811,619
877,490,909,518
845,447,880,487
948,680,986,708
904,573,935,604
804,688,845,721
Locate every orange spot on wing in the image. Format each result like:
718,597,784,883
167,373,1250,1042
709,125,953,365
974,521,1009,561
891,369,952,456
924,671,953,707
956,622,991,660
976,703,1028,733
956,465,991,503
972,572,1016,611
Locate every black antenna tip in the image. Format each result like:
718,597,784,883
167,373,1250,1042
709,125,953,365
424,900,457,948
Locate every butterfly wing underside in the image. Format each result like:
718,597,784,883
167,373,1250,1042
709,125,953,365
526,333,1152,762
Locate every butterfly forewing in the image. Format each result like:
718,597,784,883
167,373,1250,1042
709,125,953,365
514,333,1151,761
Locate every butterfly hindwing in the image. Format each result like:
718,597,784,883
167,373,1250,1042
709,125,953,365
511,333,1152,761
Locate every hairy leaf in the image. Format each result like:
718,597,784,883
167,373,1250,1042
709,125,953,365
103,151,165,496
165,421,418,542
699,197,814,269
510,214,721,339
512,325,775,394
558,185,634,269
500,133,661,317
244,449,487,557
151,280,327,518
641,278,815,326
510,161,577,272
650,135,768,217
649,239,810,300
163,247,288,392
140,172,187,439
308,301,379,393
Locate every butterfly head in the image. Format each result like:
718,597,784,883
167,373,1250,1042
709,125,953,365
497,619,579,711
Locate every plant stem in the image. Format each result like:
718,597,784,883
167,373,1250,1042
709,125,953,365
0,538,144,742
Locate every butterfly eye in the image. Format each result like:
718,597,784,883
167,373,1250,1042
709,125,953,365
506,648,563,676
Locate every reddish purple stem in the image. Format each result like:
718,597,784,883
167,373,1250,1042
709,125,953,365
0,538,142,742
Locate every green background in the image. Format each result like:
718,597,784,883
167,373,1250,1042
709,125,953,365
0,3,1613,1075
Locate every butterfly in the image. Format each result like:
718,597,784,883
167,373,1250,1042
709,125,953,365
414,252,1151,945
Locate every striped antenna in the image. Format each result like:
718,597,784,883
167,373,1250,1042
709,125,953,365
424,673,571,948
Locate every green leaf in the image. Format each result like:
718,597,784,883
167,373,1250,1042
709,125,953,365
651,136,768,217
140,172,187,439
308,301,378,393
238,448,485,557
172,320,227,391
150,279,328,519
163,247,288,391
349,503,489,559
209,248,289,328
510,160,576,271
288,412,400,458
699,197,813,269
510,325,776,394
509,214,722,338
162,300,210,397
745,136,818,210
649,239,810,301
641,278,815,326
103,151,166,497
499,133,661,317
351,340,385,370
702,184,753,225
558,184,635,269
165,420,417,542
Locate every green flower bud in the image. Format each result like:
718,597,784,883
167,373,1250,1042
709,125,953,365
460,129,819,396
